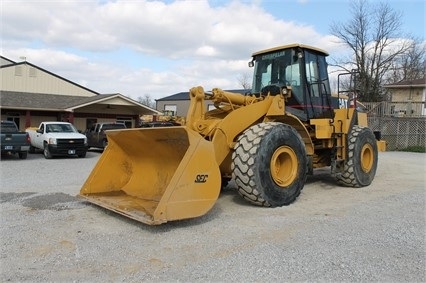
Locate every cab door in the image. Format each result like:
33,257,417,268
302,50,334,119
86,124,97,146
34,124,45,149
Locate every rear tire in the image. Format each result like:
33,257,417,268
18,152,28,159
29,146,35,153
232,122,307,207
336,125,378,187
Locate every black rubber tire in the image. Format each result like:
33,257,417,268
29,146,35,153
18,152,28,159
43,144,52,159
232,122,307,207
78,151,87,158
336,125,378,187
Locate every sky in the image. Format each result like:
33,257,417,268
1,0,425,101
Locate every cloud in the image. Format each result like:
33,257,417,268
1,0,342,100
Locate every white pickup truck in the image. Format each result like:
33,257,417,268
26,121,88,159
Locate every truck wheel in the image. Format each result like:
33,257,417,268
18,152,28,159
336,125,378,187
78,152,87,158
232,122,307,207
29,146,35,153
43,144,52,159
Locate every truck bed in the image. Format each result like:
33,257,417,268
1,121,30,159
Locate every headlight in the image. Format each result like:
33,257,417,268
48,138,57,144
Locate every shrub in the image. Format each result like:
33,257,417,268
398,146,426,153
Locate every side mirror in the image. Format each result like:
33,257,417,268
248,61,254,68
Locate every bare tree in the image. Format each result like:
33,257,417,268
330,0,413,101
386,40,426,83
237,72,252,90
137,94,156,109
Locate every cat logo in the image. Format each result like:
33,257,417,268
194,174,208,183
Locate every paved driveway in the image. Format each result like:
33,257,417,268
1,150,425,282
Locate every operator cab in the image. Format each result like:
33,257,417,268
249,43,334,120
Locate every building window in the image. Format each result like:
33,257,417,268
29,67,37,77
164,104,177,116
86,118,97,131
6,113,20,129
15,66,22,76
163,110,174,116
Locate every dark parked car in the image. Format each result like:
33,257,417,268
85,122,126,149
0,120,30,159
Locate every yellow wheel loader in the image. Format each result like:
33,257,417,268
79,43,379,225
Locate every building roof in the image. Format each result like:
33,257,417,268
0,91,160,114
156,91,189,101
0,56,14,66
1,91,89,110
156,89,251,101
384,77,426,88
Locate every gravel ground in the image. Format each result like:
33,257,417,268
0,149,425,282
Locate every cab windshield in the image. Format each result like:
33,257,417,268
251,49,298,93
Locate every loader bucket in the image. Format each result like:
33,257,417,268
79,126,221,225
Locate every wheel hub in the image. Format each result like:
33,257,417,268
361,143,374,173
270,146,298,187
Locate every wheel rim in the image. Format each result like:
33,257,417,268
270,145,298,187
360,143,374,173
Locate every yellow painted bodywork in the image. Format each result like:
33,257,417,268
310,118,334,139
79,126,221,225
79,86,308,224
377,140,387,152
79,85,379,224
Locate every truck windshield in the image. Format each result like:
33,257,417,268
251,49,294,93
46,124,77,133
102,124,126,130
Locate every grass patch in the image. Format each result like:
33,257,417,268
398,146,426,153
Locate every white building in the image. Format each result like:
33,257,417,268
1,56,160,131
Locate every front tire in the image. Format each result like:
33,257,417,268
336,125,378,187
43,144,52,159
232,122,307,207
